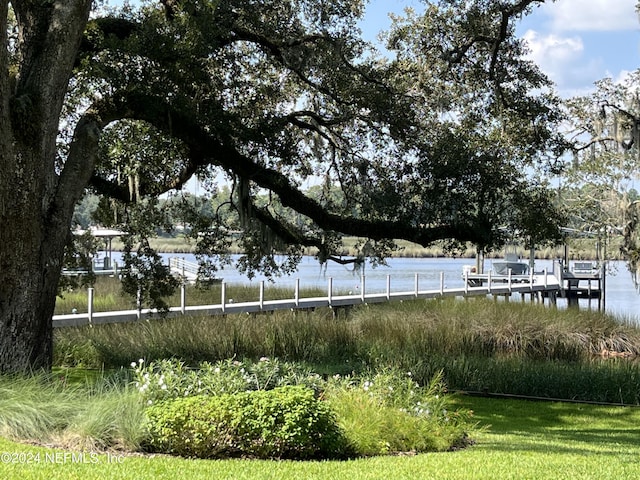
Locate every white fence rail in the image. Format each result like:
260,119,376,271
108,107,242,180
52,271,560,328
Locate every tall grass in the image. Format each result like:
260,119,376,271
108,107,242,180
54,298,640,403
56,276,124,314
352,299,640,360
114,234,626,260
0,372,146,450
54,309,358,368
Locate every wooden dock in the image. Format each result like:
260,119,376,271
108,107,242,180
465,259,605,308
52,271,563,328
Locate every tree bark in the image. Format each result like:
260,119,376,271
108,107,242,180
0,1,93,373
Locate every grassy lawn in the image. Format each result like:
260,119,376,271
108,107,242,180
2,395,639,480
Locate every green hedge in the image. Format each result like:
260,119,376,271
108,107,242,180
144,385,352,459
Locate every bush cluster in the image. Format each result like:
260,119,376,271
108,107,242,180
131,357,323,404
144,386,352,459
135,358,473,459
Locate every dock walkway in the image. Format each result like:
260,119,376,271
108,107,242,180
52,271,562,328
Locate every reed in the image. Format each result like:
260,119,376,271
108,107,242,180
54,297,640,403
352,299,640,361
54,309,357,368
128,235,625,260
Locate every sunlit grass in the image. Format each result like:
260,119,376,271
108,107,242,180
2,395,640,479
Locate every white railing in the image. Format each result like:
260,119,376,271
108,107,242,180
169,257,200,276
52,270,560,328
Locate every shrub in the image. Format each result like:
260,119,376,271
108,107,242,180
144,386,352,459
131,357,323,404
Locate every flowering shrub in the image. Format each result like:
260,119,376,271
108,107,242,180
131,357,323,404
133,358,475,458
334,369,452,421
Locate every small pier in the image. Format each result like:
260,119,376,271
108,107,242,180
464,259,605,310
554,261,605,309
52,269,565,328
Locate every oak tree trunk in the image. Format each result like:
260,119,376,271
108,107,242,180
0,1,94,373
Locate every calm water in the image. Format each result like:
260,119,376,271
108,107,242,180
107,252,640,323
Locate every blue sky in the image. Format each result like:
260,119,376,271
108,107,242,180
360,0,640,98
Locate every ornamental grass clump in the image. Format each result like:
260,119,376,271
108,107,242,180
0,373,146,451
323,369,475,456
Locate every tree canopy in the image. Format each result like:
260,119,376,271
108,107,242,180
75,0,565,276
0,0,567,372
562,70,640,277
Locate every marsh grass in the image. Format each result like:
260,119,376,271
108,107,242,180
353,299,640,361
55,277,124,314
54,308,358,368
115,234,625,260
54,297,640,403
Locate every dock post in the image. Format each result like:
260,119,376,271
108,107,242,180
529,269,534,294
386,275,391,301
180,283,186,315
464,271,469,294
601,263,606,312
88,287,94,326
259,281,265,311
221,283,226,313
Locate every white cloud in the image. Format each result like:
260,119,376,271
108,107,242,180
612,69,633,84
540,0,638,32
523,30,584,65
522,30,608,94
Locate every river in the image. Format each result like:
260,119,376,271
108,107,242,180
105,252,640,323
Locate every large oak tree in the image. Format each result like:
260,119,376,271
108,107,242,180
0,0,565,373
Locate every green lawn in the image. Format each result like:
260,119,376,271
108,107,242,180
2,395,639,480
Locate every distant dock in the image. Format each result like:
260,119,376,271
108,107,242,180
464,259,605,310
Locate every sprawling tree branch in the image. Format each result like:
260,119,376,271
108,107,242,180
78,0,563,269
89,90,495,248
